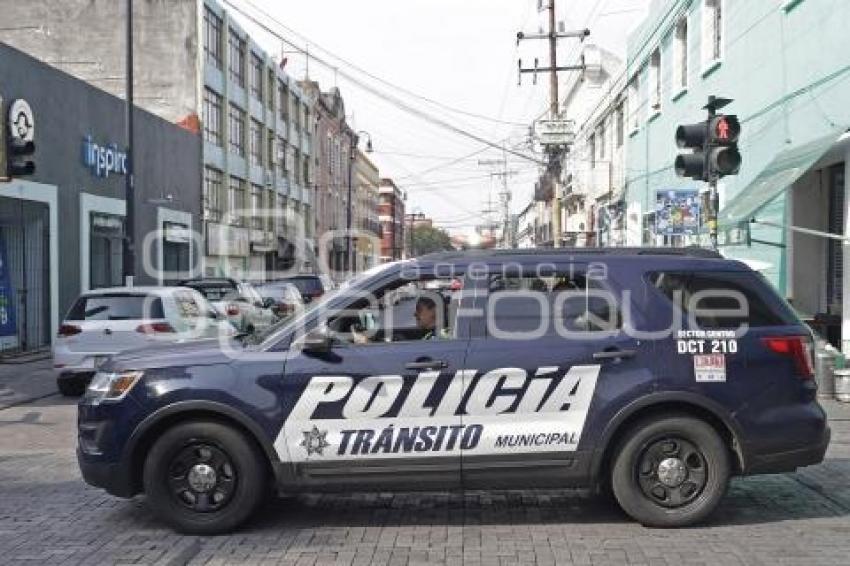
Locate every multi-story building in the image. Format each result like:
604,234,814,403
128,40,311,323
353,149,381,272
621,0,850,350
559,45,628,247
0,0,315,280
0,42,201,352
378,179,406,262
299,81,356,277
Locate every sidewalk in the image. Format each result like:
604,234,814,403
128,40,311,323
0,356,58,410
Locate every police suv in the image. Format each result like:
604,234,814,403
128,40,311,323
77,248,830,534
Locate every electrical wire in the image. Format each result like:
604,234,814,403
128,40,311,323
235,0,529,128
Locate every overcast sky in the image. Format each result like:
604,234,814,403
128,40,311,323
234,0,650,236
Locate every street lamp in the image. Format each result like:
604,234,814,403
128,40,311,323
346,130,373,275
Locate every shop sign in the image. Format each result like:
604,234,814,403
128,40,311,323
164,222,191,243
82,135,128,178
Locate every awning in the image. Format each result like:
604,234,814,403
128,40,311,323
718,132,842,225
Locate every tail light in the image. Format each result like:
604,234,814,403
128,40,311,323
310,290,323,299
58,324,82,337
762,336,815,379
136,322,176,334
226,304,240,316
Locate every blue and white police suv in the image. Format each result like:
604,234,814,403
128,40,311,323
78,248,830,533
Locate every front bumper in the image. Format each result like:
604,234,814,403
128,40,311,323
77,448,136,497
747,425,831,474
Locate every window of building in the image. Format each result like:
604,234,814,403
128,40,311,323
615,102,624,147
249,119,262,165
228,28,245,87
203,7,223,70
598,120,606,160
251,184,263,229
203,88,222,146
649,48,662,115
303,155,310,185
702,0,723,70
588,134,596,169
293,149,302,184
267,69,275,110
267,129,275,170
276,136,286,175
673,17,689,93
228,176,245,226
628,73,640,132
228,104,245,157
204,167,223,222
249,52,263,100
279,81,289,122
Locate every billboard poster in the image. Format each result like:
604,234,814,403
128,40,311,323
655,189,700,236
0,233,16,343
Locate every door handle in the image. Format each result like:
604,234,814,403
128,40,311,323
405,359,448,370
592,349,637,361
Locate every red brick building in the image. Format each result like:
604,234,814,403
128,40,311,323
378,179,406,262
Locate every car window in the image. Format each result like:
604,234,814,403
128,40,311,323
325,276,461,345
486,273,620,336
189,284,237,302
66,294,165,321
649,271,799,328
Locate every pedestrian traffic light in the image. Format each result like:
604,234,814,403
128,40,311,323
5,99,36,178
674,114,741,182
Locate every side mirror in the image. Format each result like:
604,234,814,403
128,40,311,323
262,297,275,309
300,328,332,353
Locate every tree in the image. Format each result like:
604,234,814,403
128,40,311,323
411,224,454,256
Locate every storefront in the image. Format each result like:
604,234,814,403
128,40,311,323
0,42,202,352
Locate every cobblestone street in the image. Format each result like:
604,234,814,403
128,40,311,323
0,370,849,565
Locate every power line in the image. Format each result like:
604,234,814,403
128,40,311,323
236,0,530,128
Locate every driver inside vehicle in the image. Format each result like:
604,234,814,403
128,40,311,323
350,294,450,344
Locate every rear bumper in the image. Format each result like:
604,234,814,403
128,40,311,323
747,425,831,474
77,448,136,498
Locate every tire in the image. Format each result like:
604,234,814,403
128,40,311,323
57,377,87,397
611,414,730,528
143,420,268,534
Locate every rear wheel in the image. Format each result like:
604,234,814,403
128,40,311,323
143,420,267,534
611,415,730,527
57,377,87,397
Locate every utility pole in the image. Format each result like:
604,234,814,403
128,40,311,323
517,0,589,249
123,0,136,285
479,144,518,248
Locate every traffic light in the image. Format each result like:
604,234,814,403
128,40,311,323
4,99,36,178
674,114,741,181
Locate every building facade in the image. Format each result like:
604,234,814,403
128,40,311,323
299,82,355,278
621,0,850,350
353,149,381,272
0,0,315,281
378,179,405,262
559,45,628,247
0,42,201,352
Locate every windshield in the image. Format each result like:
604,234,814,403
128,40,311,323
252,263,398,348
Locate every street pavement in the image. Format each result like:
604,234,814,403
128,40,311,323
1,359,850,565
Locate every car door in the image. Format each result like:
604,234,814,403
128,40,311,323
274,268,471,491
458,262,656,489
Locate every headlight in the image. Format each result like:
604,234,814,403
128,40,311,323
85,370,144,403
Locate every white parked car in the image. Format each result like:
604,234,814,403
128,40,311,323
53,286,235,396
177,278,276,334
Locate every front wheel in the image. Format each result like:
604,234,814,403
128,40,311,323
611,414,730,527
143,420,268,534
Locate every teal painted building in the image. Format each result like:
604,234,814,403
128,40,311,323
622,0,850,347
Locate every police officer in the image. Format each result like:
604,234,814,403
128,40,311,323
414,296,449,340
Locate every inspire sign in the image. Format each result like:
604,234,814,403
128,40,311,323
82,135,128,178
